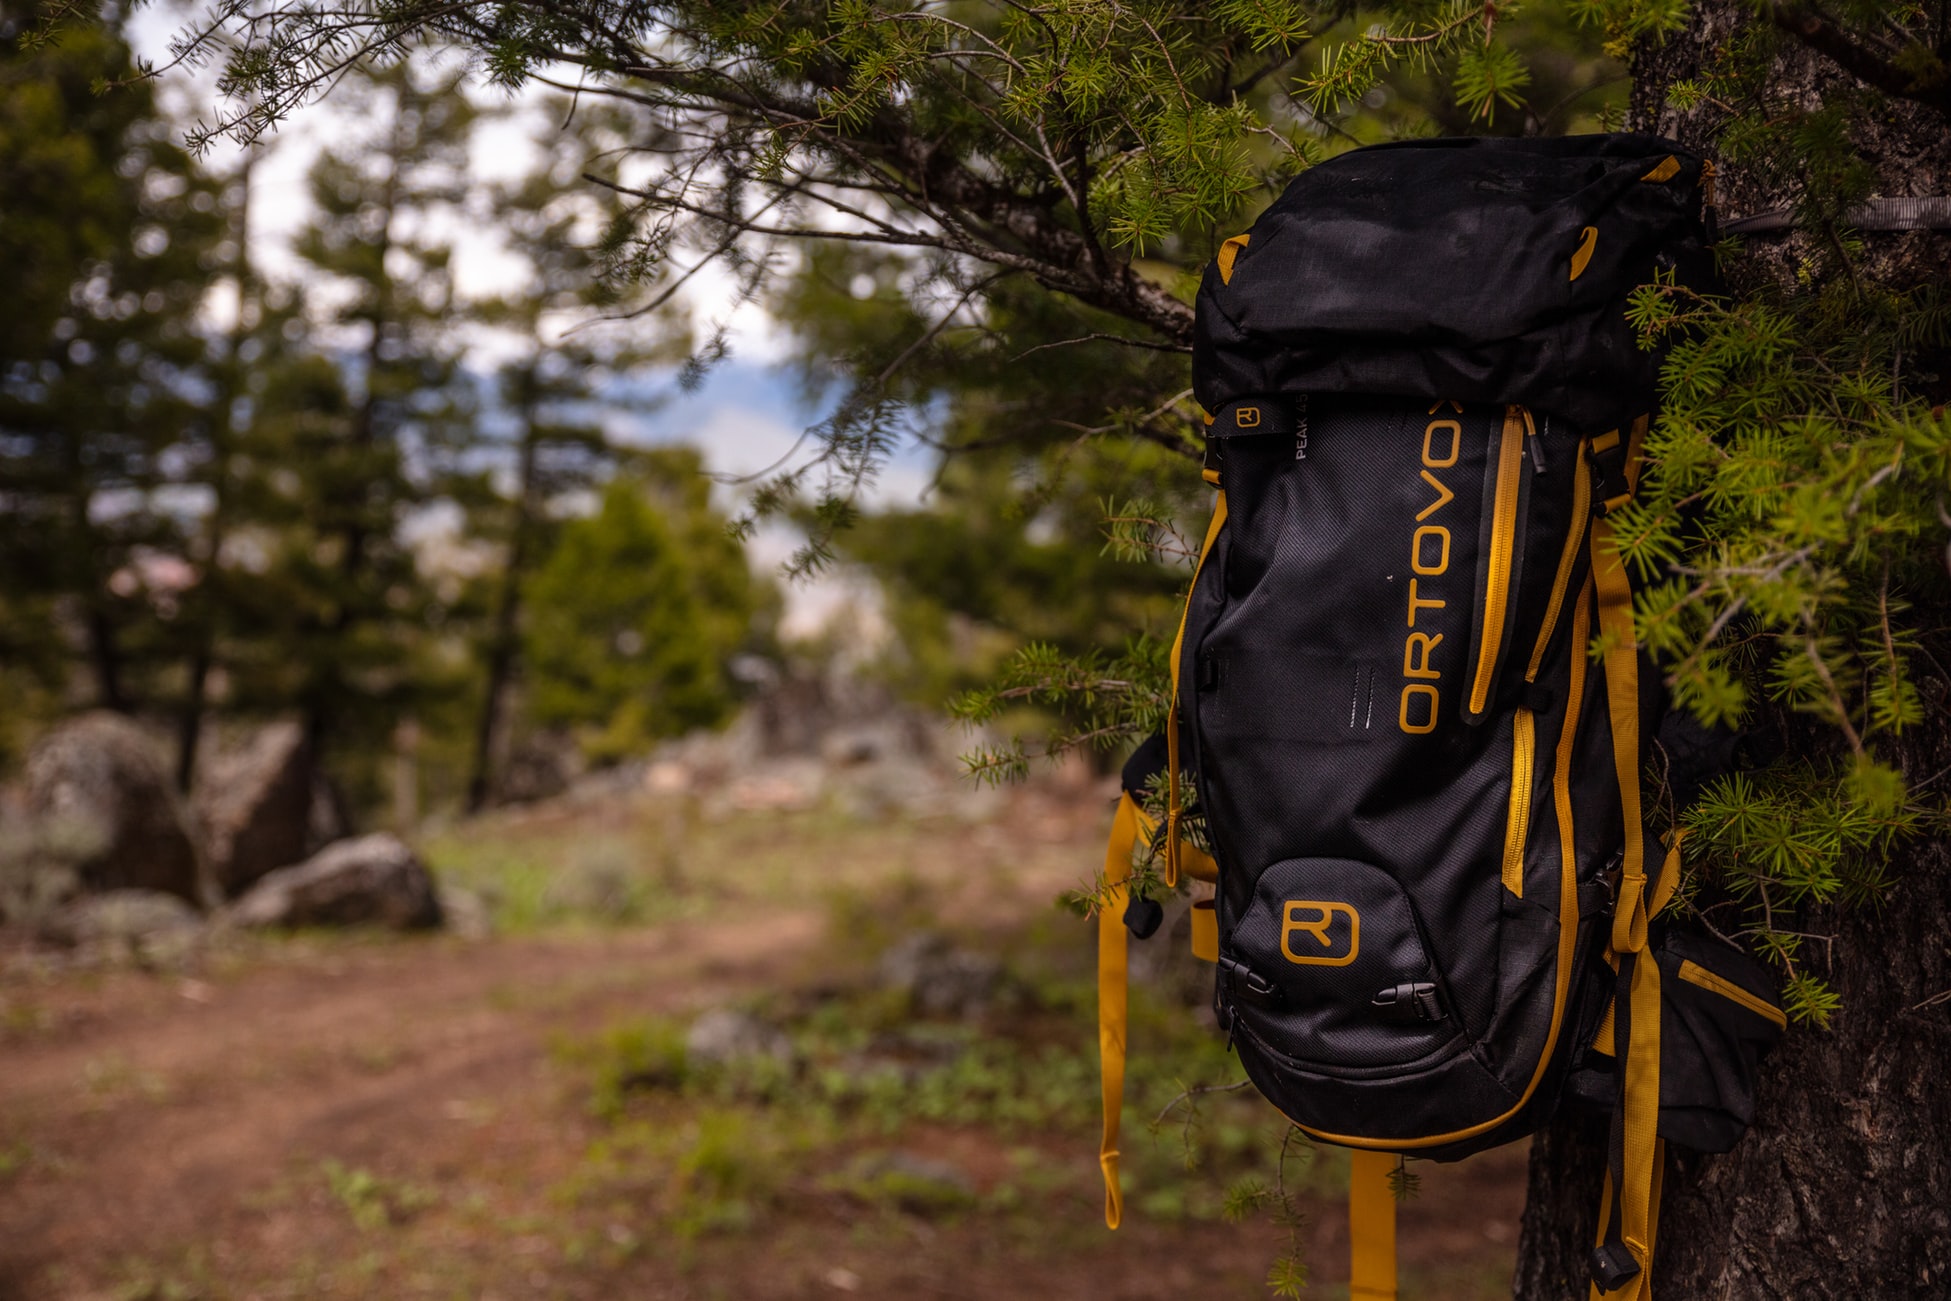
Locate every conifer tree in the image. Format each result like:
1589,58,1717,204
458,104,660,810
0,7,220,724
169,143,313,789
522,449,764,762
270,57,480,785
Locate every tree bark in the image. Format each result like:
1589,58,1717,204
1514,6,1951,1296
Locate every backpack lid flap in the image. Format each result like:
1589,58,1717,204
1194,134,1712,435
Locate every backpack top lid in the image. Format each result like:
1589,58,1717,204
1194,133,1712,436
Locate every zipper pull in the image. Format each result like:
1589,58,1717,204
1523,407,1546,474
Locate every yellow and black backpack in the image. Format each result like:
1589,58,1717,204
1095,134,1788,1299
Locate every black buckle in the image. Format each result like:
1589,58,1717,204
1370,982,1447,1024
1217,956,1281,1007
1577,876,1617,918
1589,1242,1641,1292
1590,438,1632,515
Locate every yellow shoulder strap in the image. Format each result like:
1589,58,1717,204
1097,792,1141,1229
1349,1150,1400,1300
1099,482,1230,1229
1164,490,1229,887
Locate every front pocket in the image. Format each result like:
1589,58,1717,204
1463,405,1533,723
1522,438,1591,683
1223,857,1459,1070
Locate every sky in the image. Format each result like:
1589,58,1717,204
125,6,935,638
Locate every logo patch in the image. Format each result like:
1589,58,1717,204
1280,901,1360,966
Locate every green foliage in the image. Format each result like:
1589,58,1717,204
523,454,767,760
320,1160,437,1231
951,636,1177,787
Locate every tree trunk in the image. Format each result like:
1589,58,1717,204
177,152,257,792
464,383,540,815
1514,7,1951,1296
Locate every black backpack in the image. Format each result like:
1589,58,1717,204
1094,135,1788,1300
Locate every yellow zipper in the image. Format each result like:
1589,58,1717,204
1677,959,1787,1028
1501,707,1535,897
1468,405,1528,716
1524,439,1591,683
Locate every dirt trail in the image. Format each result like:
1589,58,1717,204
1,912,825,1297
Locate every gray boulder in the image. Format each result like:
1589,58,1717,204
436,884,493,940
38,889,204,964
840,1151,977,1216
24,712,203,908
877,932,1005,1020
192,722,315,898
684,1008,794,1070
223,833,442,930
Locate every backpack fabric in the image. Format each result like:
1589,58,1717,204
1094,135,1785,1300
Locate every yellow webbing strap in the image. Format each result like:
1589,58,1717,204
1588,491,1666,1298
1165,491,1229,889
1590,1136,1669,1301
1591,515,1647,958
1097,793,1220,1228
1648,832,1684,921
1097,792,1142,1229
1616,955,1665,1286
1349,1150,1400,1301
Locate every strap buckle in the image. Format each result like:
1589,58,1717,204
1589,1242,1642,1292
1370,982,1446,1024
1590,438,1632,515
1217,956,1281,1007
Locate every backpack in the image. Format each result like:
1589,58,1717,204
1094,135,1789,1300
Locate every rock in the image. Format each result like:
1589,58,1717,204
24,712,203,908
495,733,578,806
38,889,203,964
436,884,493,940
876,933,1005,1020
192,722,314,898
714,759,826,816
840,1150,977,1216
307,772,353,851
684,1008,794,1070
222,834,442,930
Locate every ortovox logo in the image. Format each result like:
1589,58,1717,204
1281,901,1360,966
1399,402,1460,734
1236,405,1261,428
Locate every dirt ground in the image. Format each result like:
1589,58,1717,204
0,786,1526,1300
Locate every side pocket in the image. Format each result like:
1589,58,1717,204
1567,925,1787,1154
1654,928,1786,1152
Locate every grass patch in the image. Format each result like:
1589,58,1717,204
319,1160,438,1231
555,914,1302,1243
